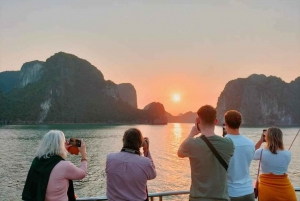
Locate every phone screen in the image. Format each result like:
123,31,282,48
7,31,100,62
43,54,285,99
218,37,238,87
69,138,81,147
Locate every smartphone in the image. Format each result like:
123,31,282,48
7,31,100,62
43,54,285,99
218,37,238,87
195,118,201,132
69,138,81,147
222,123,227,137
262,130,267,142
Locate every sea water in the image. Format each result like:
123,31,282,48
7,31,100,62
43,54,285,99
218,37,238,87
0,124,299,200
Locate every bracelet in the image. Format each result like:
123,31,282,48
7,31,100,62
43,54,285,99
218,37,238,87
81,158,87,162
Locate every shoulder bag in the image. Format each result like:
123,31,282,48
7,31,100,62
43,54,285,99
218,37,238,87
254,149,263,198
200,135,228,171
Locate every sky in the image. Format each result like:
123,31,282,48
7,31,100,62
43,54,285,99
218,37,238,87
0,0,299,115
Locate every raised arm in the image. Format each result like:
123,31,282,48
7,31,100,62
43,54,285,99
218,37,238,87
145,151,156,180
143,137,156,179
65,139,88,180
64,161,87,180
255,134,264,150
178,126,199,158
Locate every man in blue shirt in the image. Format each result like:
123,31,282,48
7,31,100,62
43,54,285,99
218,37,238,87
224,110,255,201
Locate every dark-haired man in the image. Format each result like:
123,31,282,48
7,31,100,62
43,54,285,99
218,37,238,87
178,105,234,201
224,110,255,201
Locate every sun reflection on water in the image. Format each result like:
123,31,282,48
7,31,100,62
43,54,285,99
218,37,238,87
170,123,184,154
170,123,183,155
172,123,182,139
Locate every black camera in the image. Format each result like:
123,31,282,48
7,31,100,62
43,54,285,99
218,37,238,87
69,138,81,147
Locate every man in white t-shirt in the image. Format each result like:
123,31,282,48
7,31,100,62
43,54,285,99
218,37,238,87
224,110,255,201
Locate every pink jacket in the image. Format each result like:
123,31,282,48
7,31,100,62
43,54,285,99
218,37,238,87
45,160,87,201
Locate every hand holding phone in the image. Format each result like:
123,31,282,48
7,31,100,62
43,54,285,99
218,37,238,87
67,138,80,155
195,118,201,132
143,137,149,156
69,138,81,147
262,129,267,142
222,123,227,137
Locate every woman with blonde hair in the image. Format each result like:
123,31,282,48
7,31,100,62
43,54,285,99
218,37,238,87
22,130,87,201
254,127,296,201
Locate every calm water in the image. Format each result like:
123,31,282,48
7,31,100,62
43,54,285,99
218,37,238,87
0,124,299,200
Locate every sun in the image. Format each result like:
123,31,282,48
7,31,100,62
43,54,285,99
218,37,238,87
172,94,181,102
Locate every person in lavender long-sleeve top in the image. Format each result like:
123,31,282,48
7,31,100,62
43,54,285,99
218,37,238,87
106,128,156,201
22,130,88,201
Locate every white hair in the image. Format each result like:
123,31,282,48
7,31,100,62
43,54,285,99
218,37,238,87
35,130,68,159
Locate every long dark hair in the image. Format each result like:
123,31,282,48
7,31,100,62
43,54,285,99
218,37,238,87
122,128,143,151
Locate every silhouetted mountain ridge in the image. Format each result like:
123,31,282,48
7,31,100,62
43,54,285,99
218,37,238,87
216,74,300,126
0,52,166,124
166,111,197,123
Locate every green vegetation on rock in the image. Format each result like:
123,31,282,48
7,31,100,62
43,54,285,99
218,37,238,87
216,74,300,126
0,52,166,124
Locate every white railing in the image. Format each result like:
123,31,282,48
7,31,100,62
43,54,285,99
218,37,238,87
76,187,300,201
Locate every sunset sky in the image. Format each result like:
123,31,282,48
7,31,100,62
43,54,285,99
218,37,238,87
0,0,299,115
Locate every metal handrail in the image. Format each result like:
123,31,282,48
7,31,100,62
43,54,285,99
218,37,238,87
76,188,300,201
76,190,190,201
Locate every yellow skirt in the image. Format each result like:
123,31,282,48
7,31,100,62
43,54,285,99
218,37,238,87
258,173,297,201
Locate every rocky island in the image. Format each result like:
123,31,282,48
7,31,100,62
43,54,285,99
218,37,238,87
216,74,300,126
0,52,167,124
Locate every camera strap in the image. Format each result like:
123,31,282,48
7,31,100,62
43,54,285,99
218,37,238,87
121,148,140,155
200,135,228,171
